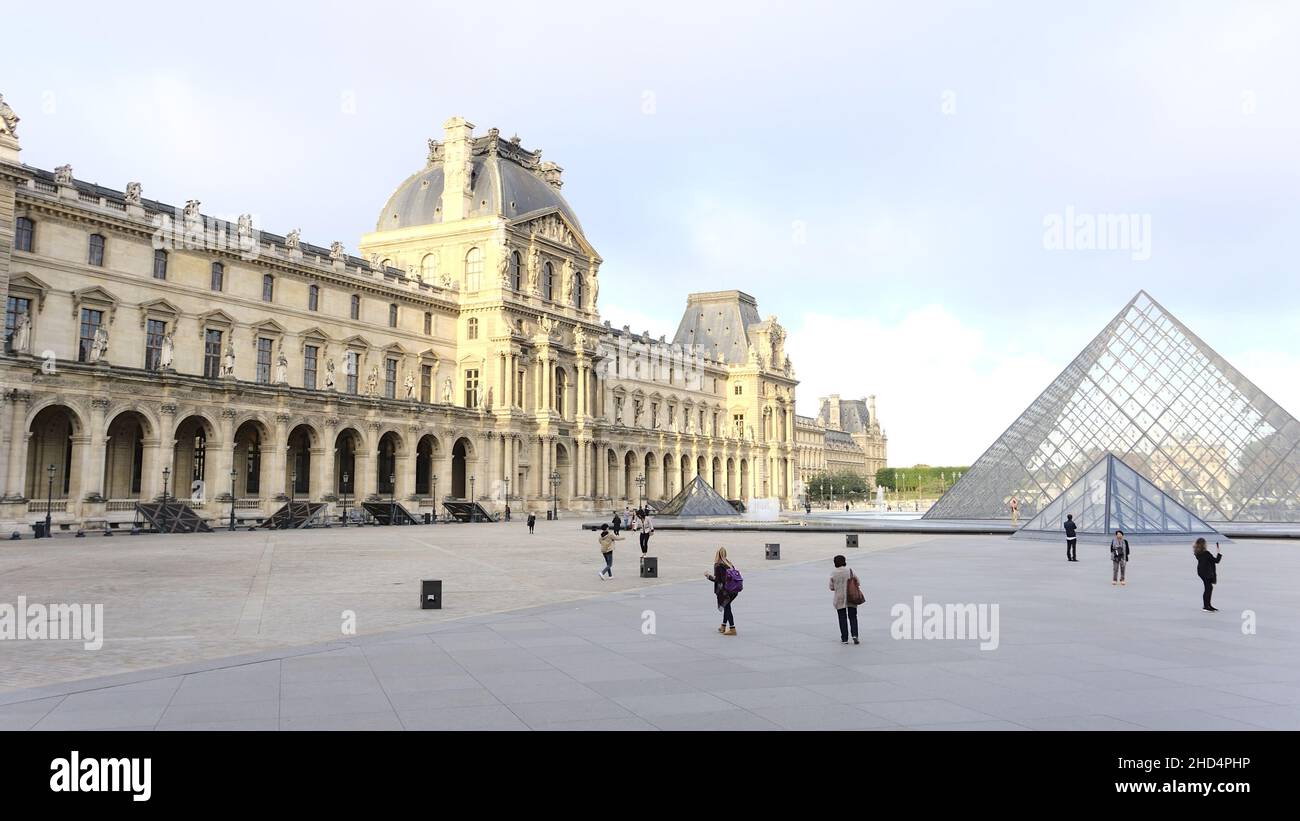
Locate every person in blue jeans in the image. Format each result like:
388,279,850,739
705,547,738,635
1064,514,1078,562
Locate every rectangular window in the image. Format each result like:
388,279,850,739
256,337,273,384
14,218,34,252
211,262,224,291
262,275,274,302
304,345,319,390
346,351,359,394
145,319,167,371
88,234,105,266
515,370,524,407
384,357,398,399
308,285,319,311
388,304,398,328
423,312,432,335
5,296,31,354
78,308,103,363
350,295,360,320
464,368,480,409
203,329,223,378
153,249,168,280
421,364,432,403
733,413,745,435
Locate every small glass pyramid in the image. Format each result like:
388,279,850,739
656,475,739,517
1013,453,1220,541
927,291,1300,522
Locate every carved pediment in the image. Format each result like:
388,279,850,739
72,286,120,323
340,334,371,350
138,297,182,328
248,317,288,341
8,273,52,310
510,209,599,258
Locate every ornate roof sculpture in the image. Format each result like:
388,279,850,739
1012,453,1221,542
926,290,1300,523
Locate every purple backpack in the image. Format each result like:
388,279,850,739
723,566,744,595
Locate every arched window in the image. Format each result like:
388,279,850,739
14,217,34,252
211,261,224,291
543,262,554,300
467,317,479,340
465,247,482,291
554,367,567,416
87,234,105,266
573,274,584,307
350,294,361,320
308,284,319,311
262,274,274,302
421,253,438,281
388,304,398,328
510,251,522,290
153,249,168,280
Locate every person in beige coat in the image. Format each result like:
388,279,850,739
598,524,623,580
829,555,860,645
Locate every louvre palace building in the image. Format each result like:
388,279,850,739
0,106,886,531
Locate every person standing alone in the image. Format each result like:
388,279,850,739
828,555,862,645
527,511,536,534
1194,538,1223,612
1110,530,1130,586
1064,514,1078,562
638,509,654,555
705,547,740,635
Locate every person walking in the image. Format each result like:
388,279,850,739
705,547,740,635
1009,496,1020,525
504,504,511,522
828,555,862,645
610,511,621,535
526,512,536,534
1110,530,1130,586
1194,538,1223,612
1064,514,1078,562
622,505,632,531
638,510,654,555
597,524,623,580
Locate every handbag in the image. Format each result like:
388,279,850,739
846,570,866,607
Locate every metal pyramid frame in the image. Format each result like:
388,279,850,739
1012,453,1221,542
657,475,739,517
926,291,1300,522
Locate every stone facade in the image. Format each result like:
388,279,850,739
0,111,863,532
794,395,888,500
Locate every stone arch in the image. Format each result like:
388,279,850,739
662,452,675,499
172,414,216,502
642,450,658,503
623,449,637,504
555,441,572,506
726,457,736,498
739,458,750,501
712,456,722,493
376,430,405,495
286,422,319,497
104,409,152,500
415,433,441,497
451,436,477,500
25,403,83,501
233,418,270,498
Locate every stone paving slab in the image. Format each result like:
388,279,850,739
2,533,1298,730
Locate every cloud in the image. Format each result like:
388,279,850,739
785,305,1059,466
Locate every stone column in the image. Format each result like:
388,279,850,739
270,412,290,499
435,432,454,502
3,391,31,499
356,425,377,500
318,417,338,500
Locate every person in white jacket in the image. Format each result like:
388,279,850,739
828,555,860,645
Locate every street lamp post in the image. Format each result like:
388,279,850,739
635,473,645,508
470,475,477,522
161,467,171,503
44,463,55,538
431,474,438,524
549,470,560,520
389,472,396,525
341,472,350,527
503,477,511,521
290,470,297,507
228,468,237,531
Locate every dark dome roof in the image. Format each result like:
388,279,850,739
377,154,582,232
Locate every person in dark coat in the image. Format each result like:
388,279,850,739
526,512,536,534
1194,537,1223,612
611,512,621,534
1110,530,1130,586
1064,514,1078,562
704,546,738,635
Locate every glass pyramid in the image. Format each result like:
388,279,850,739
926,291,1300,522
1012,453,1220,541
657,475,739,517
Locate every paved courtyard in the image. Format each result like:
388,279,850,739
2,525,1299,730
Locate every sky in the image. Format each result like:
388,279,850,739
4,0,1298,466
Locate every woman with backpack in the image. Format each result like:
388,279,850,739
705,546,741,636
1110,530,1130,586
829,555,863,645
1194,538,1223,612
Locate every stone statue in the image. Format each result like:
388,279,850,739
275,344,289,384
183,200,202,229
633,399,643,426
0,94,18,137
90,326,109,364
237,214,254,241
482,386,493,411
527,243,540,294
365,365,379,397
404,373,415,400
125,182,142,205
562,260,575,303
615,396,624,424
285,228,301,251
159,329,175,370
220,340,235,375
573,325,586,352
426,139,443,165
329,241,345,261
11,312,31,353
497,241,512,286
747,425,755,441
441,377,453,404
590,273,599,309
54,164,73,185
323,358,337,390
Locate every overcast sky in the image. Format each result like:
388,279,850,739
4,1,1297,465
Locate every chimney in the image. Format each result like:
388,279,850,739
440,116,475,221
868,395,877,425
